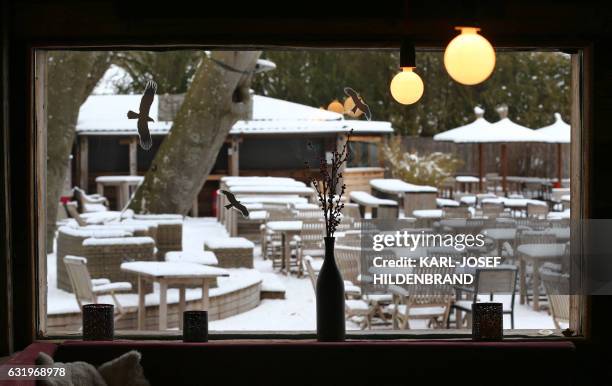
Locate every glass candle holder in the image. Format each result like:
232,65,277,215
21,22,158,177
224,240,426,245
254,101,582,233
183,311,208,342
82,304,114,341
472,302,503,341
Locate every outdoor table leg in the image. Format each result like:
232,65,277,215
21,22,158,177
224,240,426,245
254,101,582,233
137,275,145,330
519,256,526,305
282,232,290,275
178,286,186,330
97,182,104,196
119,182,130,209
532,261,541,311
201,279,210,311
159,279,168,330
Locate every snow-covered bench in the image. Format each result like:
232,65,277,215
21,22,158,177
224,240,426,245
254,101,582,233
57,225,156,292
204,237,255,268
165,250,219,266
349,191,398,219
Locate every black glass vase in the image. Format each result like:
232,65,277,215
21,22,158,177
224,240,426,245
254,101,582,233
316,236,346,341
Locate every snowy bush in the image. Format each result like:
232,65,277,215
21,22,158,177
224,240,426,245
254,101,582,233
384,136,462,187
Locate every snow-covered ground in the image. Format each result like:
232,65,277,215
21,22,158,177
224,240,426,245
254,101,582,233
47,217,561,332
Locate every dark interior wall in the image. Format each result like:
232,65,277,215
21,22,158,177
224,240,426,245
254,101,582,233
240,138,324,170
1,1,612,382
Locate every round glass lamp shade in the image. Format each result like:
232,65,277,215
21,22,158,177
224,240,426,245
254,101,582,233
343,97,363,118
327,100,345,114
444,27,496,85
390,68,424,105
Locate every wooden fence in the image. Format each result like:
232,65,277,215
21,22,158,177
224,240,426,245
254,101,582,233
398,136,570,179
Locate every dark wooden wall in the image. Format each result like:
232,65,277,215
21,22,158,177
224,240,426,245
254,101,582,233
2,1,612,383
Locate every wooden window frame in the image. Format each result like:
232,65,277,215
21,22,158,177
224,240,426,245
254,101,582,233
27,44,590,342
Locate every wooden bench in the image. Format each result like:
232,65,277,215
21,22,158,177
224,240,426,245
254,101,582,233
349,191,398,219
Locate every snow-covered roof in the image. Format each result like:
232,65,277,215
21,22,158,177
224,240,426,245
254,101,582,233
76,94,394,136
537,113,571,144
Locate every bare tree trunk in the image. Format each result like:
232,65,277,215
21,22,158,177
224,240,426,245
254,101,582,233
129,51,261,214
46,52,110,252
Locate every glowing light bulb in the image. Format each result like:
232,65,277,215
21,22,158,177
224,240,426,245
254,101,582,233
390,67,424,105
444,27,496,85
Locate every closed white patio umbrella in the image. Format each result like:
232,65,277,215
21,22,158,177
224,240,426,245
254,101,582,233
451,106,550,194
434,107,492,191
537,112,570,185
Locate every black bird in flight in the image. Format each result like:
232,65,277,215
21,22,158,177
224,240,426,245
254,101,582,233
343,87,372,121
220,190,250,218
127,80,157,150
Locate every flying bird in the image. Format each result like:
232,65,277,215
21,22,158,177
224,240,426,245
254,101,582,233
343,87,372,121
220,190,250,218
127,80,157,150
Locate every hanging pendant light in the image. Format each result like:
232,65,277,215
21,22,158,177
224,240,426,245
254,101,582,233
390,41,424,105
444,27,496,85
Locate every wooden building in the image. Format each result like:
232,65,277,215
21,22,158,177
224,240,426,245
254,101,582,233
73,93,393,215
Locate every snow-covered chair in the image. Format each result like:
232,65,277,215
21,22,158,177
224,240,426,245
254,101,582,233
303,256,374,329
442,206,471,219
539,265,570,329
204,237,254,268
63,255,134,322
56,226,155,292
452,266,518,329
72,186,109,213
482,201,505,218
387,265,455,330
527,202,549,219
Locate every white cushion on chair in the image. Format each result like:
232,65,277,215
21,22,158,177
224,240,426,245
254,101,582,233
389,304,448,316
364,294,393,303
93,282,133,293
91,278,111,286
346,299,370,311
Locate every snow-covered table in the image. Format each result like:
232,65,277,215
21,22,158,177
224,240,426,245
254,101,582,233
96,175,144,210
516,243,567,310
370,179,437,217
267,221,303,275
121,261,229,330
349,191,398,219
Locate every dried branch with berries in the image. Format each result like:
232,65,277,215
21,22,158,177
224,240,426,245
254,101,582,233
305,130,352,238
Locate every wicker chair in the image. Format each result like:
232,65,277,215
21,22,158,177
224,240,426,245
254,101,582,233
204,237,254,268
64,255,134,321
127,215,183,260
442,206,471,219
452,266,518,329
56,226,155,292
527,202,549,219
482,202,505,218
